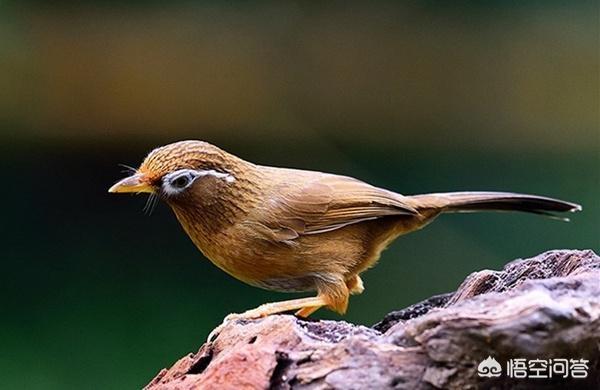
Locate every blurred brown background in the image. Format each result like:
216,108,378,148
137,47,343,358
2,2,597,150
1,1,598,389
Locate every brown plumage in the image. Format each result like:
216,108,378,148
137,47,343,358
109,140,581,320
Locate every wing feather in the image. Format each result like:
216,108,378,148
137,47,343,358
249,171,418,242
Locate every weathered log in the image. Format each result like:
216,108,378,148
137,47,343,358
145,250,600,389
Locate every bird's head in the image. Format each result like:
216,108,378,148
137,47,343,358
108,140,247,209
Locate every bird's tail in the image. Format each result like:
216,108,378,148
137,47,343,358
408,191,582,221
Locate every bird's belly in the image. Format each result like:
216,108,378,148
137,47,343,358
248,275,319,293
196,215,429,293
202,242,324,293
199,226,371,292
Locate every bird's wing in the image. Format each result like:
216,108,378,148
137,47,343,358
248,171,419,242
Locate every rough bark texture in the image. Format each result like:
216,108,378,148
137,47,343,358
146,250,600,390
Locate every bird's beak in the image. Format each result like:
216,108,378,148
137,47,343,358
108,174,154,194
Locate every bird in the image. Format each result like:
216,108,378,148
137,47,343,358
109,140,581,322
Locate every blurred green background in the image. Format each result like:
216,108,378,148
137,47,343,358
1,1,598,388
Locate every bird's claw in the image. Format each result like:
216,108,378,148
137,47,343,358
223,312,243,322
205,313,247,343
205,311,265,343
206,319,228,344
207,315,238,343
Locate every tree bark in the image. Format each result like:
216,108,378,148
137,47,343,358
145,250,600,390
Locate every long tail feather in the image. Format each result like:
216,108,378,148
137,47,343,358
410,191,581,221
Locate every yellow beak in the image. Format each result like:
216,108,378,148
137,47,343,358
108,174,154,194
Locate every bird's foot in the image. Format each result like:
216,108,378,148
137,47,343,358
206,310,266,343
206,321,227,343
206,297,328,342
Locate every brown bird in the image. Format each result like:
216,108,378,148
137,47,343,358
109,140,581,321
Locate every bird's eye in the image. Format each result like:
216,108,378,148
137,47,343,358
162,168,233,196
169,172,194,190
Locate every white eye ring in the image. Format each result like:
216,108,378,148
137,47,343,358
163,169,198,195
162,168,235,196
170,172,194,189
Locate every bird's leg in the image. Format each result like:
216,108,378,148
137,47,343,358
295,305,322,318
207,295,329,342
208,281,351,342
228,295,329,320
346,274,365,295
295,275,363,317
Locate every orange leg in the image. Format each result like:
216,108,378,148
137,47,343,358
295,305,321,318
208,276,362,341
207,295,329,342
347,274,365,295
227,295,329,320
295,275,364,317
